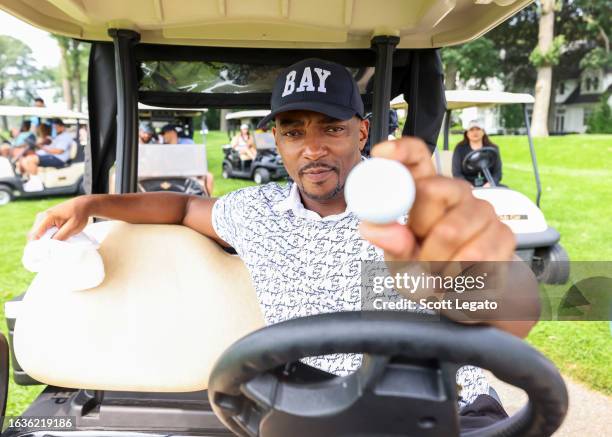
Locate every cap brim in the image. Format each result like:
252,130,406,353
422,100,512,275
257,101,361,129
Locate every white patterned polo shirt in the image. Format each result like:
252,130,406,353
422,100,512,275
212,181,490,408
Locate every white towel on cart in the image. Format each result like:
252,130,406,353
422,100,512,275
22,226,105,291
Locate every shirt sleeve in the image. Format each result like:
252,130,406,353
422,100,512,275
211,189,246,251
52,134,72,152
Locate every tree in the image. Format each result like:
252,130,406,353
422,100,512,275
441,38,500,89
575,0,611,71
0,35,53,129
488,0,611,133
586,93,612,134
530,0,564,137
488,4,539,93
51,35,90,111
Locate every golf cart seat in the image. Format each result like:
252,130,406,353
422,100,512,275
37,141,78,177
12,221,264,392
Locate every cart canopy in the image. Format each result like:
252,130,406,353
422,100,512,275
391,90,535,110
1,0,531,49
226,110,271,120
0,105,88,120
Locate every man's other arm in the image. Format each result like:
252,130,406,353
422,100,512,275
30,193,228,246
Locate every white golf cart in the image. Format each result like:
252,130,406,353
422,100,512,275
222,110,287,184
0,106,87,205
138,104,211,196
0,1,569,436
108,104,212,195
392,90,570,284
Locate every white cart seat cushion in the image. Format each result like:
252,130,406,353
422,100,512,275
14,221,264,392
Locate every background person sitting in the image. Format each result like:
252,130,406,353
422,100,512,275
161,124,194,144
19,118,74,192
139,122,157,144
231,123,257,161
452,119,502,187
8,121,36,159
159,123,213,195
36,122,53,148
0,129,17,157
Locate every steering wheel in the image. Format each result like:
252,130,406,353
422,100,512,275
208,312,567,437
461,147,499,187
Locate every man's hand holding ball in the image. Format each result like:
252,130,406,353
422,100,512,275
346,137,537,337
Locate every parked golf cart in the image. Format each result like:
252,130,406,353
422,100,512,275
0,106,87,205
0,1,569,436
136,104,212,196
221,110,287,184
393,90,569,284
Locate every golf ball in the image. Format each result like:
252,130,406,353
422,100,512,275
345,158,415,224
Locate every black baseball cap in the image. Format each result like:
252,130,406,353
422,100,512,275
160,124,178,134
257,58,364,128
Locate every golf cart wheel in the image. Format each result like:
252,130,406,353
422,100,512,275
0,185,13,206
533,243,570,284
253,168,271,184
222,164,232,179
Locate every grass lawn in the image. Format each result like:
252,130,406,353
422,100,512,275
0,132,610,417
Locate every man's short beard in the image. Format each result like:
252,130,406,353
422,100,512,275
300,180,344,201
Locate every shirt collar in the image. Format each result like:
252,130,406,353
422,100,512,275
273,182,353,222
274,156,367,222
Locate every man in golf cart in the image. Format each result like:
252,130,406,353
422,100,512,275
18,118,74,192
32,58,539,429
0,120,35,159
161,123,195,144
138,122,157,144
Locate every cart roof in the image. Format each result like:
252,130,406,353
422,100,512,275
0,105,88,120
390,90,535,110
226,110,271,121
1,0,532,49
138,103,208,113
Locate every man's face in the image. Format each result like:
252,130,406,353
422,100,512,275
163,130,178,144
140,130,152,143
273,110,368,201
34,101,44,108
54,124,65,134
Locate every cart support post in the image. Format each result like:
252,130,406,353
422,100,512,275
370,36,399,146
443,109,451,151
109,29,140,194
523,103,542,207
405,51,420,138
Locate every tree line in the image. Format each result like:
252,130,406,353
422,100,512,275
0,35,88,115
443,0,610,135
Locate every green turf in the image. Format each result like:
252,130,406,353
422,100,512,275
0,133,610,418
444,134,612,396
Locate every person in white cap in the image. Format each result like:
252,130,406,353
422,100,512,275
231,123,257,161
451,119,502,187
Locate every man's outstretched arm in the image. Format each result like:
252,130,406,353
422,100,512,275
29,193,227,246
